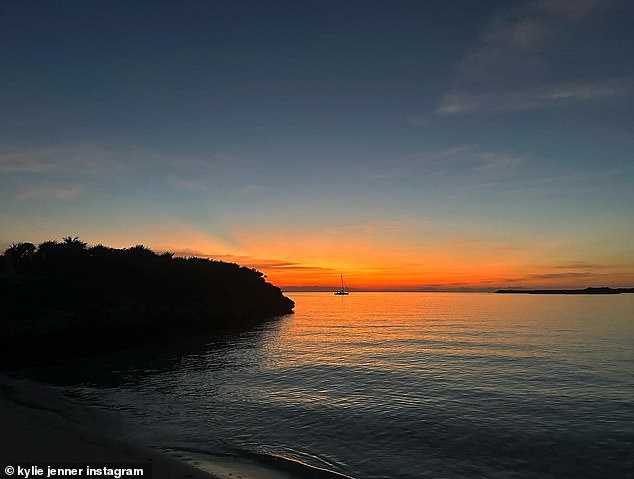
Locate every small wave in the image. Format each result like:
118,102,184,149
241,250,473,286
165,446,358,479
243,449,358,479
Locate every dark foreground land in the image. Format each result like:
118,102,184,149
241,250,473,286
0,375,220,479
0,238,294,369
0,240,301,477
496,287,634,294
1,374,302,479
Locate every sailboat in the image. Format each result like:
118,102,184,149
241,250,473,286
334,274,349,295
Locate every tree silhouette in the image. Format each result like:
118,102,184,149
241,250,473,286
0,237,294,367
2,242,36,274
4,242,36,262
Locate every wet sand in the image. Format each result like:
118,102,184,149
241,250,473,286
0,375,220,479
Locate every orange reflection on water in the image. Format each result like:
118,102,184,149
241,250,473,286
261,292,634,373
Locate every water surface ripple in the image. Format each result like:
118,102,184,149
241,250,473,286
28,293,634,478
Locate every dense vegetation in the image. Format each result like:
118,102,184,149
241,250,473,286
0,238,294,367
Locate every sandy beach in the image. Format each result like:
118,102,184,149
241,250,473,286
0,374,219,479
0,374,311,479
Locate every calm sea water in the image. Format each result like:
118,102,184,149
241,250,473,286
24,292,634,478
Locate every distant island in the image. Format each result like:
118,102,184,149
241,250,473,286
0,238,294,368
496,287,634,295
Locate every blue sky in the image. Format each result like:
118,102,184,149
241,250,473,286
1,0,633,288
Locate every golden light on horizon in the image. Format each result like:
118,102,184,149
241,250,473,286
9,222,632,291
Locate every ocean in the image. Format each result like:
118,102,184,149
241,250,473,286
22,292,634,478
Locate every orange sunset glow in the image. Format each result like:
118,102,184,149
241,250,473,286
5,207,632,291
39,219,631,291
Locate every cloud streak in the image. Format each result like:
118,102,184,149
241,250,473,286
165,248,337,285
165,174,206,192
18,185,83,200
367,145,525,181
437,0,617,114
438,77,631,114
0,145,122,174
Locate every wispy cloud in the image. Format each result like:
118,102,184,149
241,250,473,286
165,174,206,192
536,0,602,20
0,144,255,194
458,0,600,84
165,248,336,285
436,0,620,114
551,261,603,270
169,249,331,271
493,253,634,287
368,145,524,180
438,77,631,114
0,149,56,173
18,185,83,200
528,271,593,280
0,145,121,174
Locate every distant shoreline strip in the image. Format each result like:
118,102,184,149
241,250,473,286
495,287,634,295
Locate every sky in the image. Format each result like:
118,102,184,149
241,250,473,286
1,0,633,290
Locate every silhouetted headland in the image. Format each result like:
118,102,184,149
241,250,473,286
0,238,294,368
495,287,634,295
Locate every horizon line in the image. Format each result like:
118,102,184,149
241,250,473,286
280,285,634,293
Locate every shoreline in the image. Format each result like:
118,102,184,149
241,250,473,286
0,374,218,478
0,374,297,479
